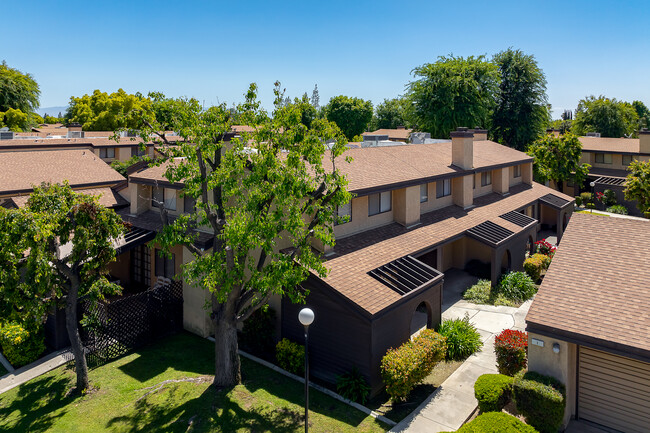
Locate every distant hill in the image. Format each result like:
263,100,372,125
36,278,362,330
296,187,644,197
36,106,68,117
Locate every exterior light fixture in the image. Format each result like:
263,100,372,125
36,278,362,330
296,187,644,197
553,343,561,354
589,181,596,213
299,308,315,433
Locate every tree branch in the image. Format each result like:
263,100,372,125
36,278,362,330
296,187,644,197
143,120,171,145
236,292,272,323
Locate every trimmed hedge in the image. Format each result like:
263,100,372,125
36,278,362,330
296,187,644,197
275,338,304,376
380,329,447,400
0,322,45,368
495,329,528,376
445,412,537,433
523,255,544,281
474,374,513,413
513,371,566,433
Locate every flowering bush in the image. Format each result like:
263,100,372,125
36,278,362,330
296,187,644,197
494,329,528,376
0,322,46,368
380,329,446,400
595,192,604,203
534,239,556,258
602,189,617,206
275,338,304,375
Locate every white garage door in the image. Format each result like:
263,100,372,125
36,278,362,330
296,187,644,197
578,346,650,433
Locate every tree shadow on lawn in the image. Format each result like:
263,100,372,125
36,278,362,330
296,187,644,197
0,371,78,433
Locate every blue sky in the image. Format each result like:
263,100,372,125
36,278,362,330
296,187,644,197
5,0,649,117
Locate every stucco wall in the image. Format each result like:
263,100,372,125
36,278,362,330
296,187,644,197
420,181,454,213
527,332,577,427
181,247,212,337
333,194,395,239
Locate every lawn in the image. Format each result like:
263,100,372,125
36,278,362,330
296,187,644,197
0,332,389,433
575,210,610,217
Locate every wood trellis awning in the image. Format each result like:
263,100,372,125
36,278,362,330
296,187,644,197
466,220,514,248
594,176,626,186
499,211,537,228
114,227,156,255
539,193,571,210
368,255,443,296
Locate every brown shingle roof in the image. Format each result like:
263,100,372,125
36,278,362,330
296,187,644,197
526,213,650,358
363,128,412,140
578,136,645,154
1,137,145,148
8,187,127,209
129,159,182,186
0,149,125,194
324,182,571,315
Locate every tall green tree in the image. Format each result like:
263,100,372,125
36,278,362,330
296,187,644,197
371,97,412,130
527,133,591,192
66,89,154,131
0,61,40,114
134,83,351,387
407,55,500,138
573,95,639,137
624,160,650,217
491,49,549,150
324,95,373,140
632,100,649,130
0,184,125,391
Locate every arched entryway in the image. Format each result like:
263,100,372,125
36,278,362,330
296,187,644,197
500,249,512,275
410,301,431,339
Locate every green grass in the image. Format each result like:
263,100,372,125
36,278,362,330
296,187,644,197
575,210,610,217
0,333,388,433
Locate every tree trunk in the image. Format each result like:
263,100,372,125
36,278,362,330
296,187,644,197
212,304,241,388
65,281,89,392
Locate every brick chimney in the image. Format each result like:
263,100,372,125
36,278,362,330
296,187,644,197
67,122,82,132
470,127,488,141
640,128,650,154
451,127,474,170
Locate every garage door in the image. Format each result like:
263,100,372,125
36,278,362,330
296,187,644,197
578,347,650,432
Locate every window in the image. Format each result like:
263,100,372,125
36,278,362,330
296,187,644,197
184,195,196,213
155,249,175,279
335,201,351,225
368,191,391,216
152,187,176,210
481,171,492,186
436,179,451,198
595,153,612,164
131,244,151,287
622,154,634,166
513,165,521,178
131,146,146,157
473,174,476,189
99,147,115,159
420,184,428,203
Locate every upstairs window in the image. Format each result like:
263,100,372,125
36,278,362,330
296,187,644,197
513,165,521,178
183,195,196,213
155,249,175,279
420,184,428,203
368,191,391,216
336,201,352,225
481,171,492,186
436,179,451,198
152,187,176,210
622,154,634,166
99,147,116,159
595,153,612,164
131,146,146,157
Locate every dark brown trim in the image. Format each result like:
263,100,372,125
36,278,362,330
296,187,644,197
582,149,650,157
526,323,650,364
128,177,185,190
0,142,153,151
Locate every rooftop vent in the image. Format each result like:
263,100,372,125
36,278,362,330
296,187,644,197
0,131,14,140
586,132,601,138
410,132,431,144
67,131,84,138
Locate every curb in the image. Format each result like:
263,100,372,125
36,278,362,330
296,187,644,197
206,337,396,427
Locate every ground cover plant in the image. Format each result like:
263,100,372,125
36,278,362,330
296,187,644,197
336,366,371,404
437,315,483,360
606,204,628,214
0,332,388,433
463,271,537,307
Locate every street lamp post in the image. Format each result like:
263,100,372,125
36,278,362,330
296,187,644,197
589,181,596,213
298,308,314,433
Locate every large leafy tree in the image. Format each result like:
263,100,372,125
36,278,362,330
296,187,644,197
527,133,591,192
135,83,351,387
491,49,550,150
324,95,373,140
632,100,649,130
66,89,154,131
0,61,40,113
407,55,500,138
624,160,650,217
572,95,639,137
0,184,125,391
371,97,412,130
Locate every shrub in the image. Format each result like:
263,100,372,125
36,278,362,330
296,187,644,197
380,329,446,400
494,329,528,376
523,256,543,281
534,239,556,257
513,371,566,433
336,366,370,404
463,279,492,304
0,322,45,368
241,305,276,357
497,272,537,303
437,314,483,361
602,189,617,206
450,412,537,433
574,195,582,207
579,191,593,205
275,338,304,376
474,374,513,413
607,204,628,215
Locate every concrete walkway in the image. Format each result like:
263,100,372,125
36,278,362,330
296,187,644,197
390,270,531,432
0,348,72,395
